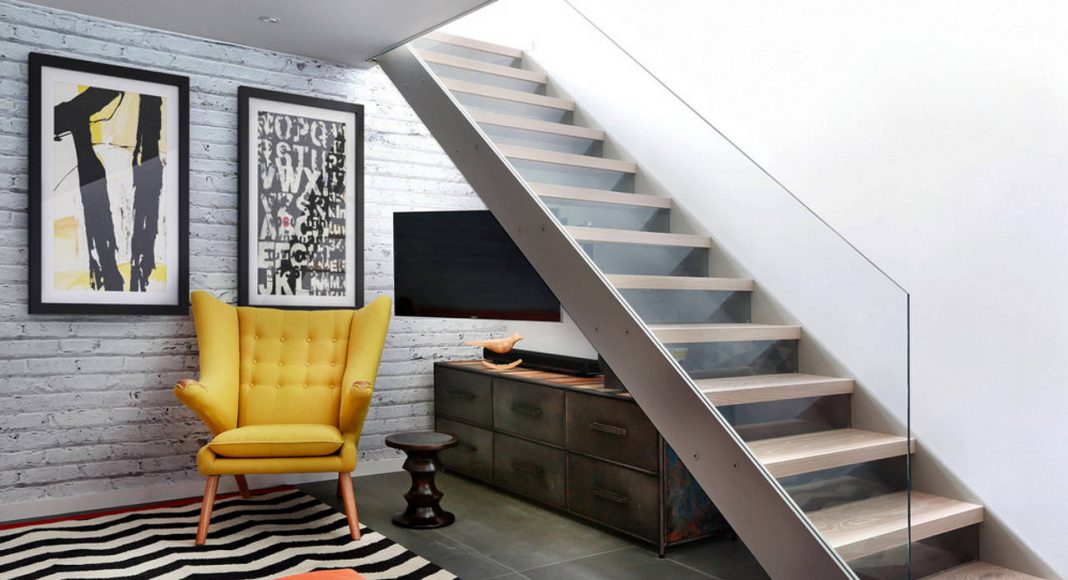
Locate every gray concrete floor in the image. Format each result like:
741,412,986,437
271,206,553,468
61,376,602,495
299,471,769,580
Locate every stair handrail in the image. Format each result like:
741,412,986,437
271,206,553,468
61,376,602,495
561,0,909,297
555,2,915,570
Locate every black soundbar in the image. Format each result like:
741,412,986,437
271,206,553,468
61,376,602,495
482,348,602,377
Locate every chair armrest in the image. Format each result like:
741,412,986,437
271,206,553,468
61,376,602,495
174,379,237,436
339,380,374,438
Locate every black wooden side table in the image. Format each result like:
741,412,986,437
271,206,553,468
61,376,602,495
385,431,459,529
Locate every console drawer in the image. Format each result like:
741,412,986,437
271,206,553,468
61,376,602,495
436,417,494,483
434,367,493,427
566,391,659,472
493,433,566,508
493,378,565,445
568,453,659,542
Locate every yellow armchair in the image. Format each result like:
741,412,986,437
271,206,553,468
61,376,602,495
175,291,392,545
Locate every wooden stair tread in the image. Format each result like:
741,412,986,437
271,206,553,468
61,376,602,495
648,323,801,343
749,428,915,478
923,562,1043,580
608,274,752,291
499,144,636,173
423,31,524,58
808,491,984,561
470,111,604,141
567,226,711,248
441,78,575,110
697,373,853,405
417,49,546,83
532,183,669,208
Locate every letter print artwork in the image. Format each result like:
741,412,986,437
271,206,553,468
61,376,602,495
239,88,363,308
257,111,346,298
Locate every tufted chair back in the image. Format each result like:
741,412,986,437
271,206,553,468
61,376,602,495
237,308,355,426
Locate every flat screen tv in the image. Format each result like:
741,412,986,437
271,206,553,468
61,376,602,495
393,211,561,321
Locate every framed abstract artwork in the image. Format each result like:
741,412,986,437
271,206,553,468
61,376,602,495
238,87,364,309
29,53,189,315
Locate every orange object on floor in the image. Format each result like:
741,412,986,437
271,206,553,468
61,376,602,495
277,570,365,580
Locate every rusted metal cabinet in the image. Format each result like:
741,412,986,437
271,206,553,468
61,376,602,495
434,361,729,554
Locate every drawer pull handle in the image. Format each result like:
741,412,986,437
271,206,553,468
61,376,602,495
511,402,543,418
512,460,545,476
448,389,476,400
458,442,478,453
592,487,629,505
590,421,628,437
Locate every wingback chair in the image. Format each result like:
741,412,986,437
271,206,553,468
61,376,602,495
175,291,392,545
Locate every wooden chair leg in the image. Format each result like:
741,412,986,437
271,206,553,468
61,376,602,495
195,475,220,546
336,474,342,498
234,474,252,499
338,472,361,540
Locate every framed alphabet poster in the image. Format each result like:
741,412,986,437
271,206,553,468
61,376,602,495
29,53,189,315
238,87,364,309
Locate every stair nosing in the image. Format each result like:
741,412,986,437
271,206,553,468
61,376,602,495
423,31,524,59
696,373,853,405
749,428,915,478
442,78,575,111
566,226,711,248
648,323,802,343
470,111,604,141
607,274,752,291
417,49,547,83
499,144,636,173
809,491,984,561
531,183,668,208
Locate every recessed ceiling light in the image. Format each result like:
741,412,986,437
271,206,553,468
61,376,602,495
259,16,281,24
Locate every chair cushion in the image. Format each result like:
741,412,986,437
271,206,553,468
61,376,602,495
208,424,344,458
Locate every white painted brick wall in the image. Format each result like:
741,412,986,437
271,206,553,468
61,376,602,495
0,0,505,506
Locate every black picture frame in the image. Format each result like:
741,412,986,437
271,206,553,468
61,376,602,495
237,86,364,310
28,53,190,315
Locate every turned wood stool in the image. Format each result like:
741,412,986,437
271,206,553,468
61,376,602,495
385,431,458,529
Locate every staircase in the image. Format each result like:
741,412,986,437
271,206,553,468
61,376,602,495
378,31,1042,580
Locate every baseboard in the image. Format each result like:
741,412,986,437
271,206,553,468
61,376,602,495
0,457,406,524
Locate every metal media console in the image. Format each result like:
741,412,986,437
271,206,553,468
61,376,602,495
433,360,731,555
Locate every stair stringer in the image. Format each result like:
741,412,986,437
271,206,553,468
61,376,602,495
378,44,854,580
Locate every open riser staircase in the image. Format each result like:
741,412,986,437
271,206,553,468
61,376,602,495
378,31,1041,580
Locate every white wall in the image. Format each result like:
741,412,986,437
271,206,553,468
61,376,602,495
0,0,513,514
507,308,597,359
445,1,1068,576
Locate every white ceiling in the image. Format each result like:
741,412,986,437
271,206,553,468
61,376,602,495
25,0,495,66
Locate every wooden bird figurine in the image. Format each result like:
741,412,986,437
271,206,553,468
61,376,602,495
464,333,524,354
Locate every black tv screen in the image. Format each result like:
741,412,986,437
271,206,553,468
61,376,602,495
393,211,561,321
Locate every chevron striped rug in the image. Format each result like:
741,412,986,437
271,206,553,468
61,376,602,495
0,487,455,580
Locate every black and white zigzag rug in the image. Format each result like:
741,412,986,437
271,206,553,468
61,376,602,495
0,486,456,580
